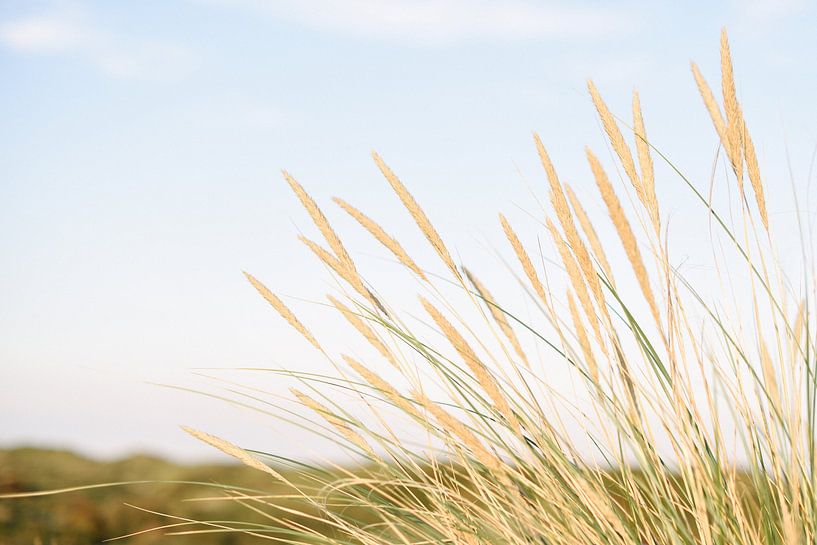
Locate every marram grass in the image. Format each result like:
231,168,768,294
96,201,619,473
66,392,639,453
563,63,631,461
4,29,814,545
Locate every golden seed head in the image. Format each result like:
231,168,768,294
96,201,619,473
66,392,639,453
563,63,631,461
343,354,419,419
546,219,603,345
283,170,356,273
243,271,322,352
566,291,599,385
298,236,387,315
334,196,428,280
499,214,548,306
412,390,498,470
585,149,661,328
372,151,460,281
719,29,745,188
328,295,398,369
742,122,768,230
291,388,376,457
535,135,605,310
691,61,728,145
587,80,642,197
564,184,616,289
182,427,283,479
419,296,515,427
462,267,529,367
632,91,660,233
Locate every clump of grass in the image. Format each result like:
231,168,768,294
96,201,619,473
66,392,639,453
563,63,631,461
5,29,811,545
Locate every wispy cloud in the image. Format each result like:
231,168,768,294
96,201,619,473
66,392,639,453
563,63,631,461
205,0,639,45
0,7,197,81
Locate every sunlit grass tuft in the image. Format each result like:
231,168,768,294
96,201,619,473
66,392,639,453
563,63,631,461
4,29,812,545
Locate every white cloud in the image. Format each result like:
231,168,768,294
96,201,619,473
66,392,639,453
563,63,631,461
0,16,83,52
205,0,638,45
0,9,197,81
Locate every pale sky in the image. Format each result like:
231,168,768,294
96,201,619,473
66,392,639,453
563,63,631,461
1,0,816,462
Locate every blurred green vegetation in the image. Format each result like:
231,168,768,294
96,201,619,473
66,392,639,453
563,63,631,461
0,447,294,545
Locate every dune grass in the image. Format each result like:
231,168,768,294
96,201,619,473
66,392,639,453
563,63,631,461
4,29,812,545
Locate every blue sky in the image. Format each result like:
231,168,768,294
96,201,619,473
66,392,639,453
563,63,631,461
1,0,816,461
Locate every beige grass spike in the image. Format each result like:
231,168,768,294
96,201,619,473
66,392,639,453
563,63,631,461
499,214,549,305
585,148,661,328
690,62,728,147
333,197,428,280
182,427,284,479
564,184,616,289
632,91,660,233
298,235,347,277
243,271,322,351
372,151,460,280
291,388,376,457
720,29,745,188
343,354,420,419
328,295,399,369
412,390,499,471
419,296,516,429
462,267,529,367
566,291,599,384
535,134,605,308
298,236,386,314
587,80,642,196
743,122,769,230
283,171,356,272
546,219,603,345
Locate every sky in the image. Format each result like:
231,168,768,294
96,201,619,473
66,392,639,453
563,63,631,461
1,0,817,462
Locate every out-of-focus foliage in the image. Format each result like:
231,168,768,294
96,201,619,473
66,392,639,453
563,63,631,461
0,447,281,545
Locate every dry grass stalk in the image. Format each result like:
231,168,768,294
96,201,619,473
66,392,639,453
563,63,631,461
690,62,728,145
298,235,385,313
243,271,322,351
372,151,460,280
283,171,356,273
462,267,529,367
585,149,661,327
342,354,420,419
533,132,565,195
499,214,548,305
291,388,376,457
742,122,769,229
632,91,660,233
587,80,642,196
534,134,605,309
564,184,616,289
692,29,769,229
419,296,516,428
333,197,428,280
566,291,599,384
299,235,348,278
720,29,745,189
328,295,399,369
411,390,499,471
546,219,603,345
182,427,283,479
